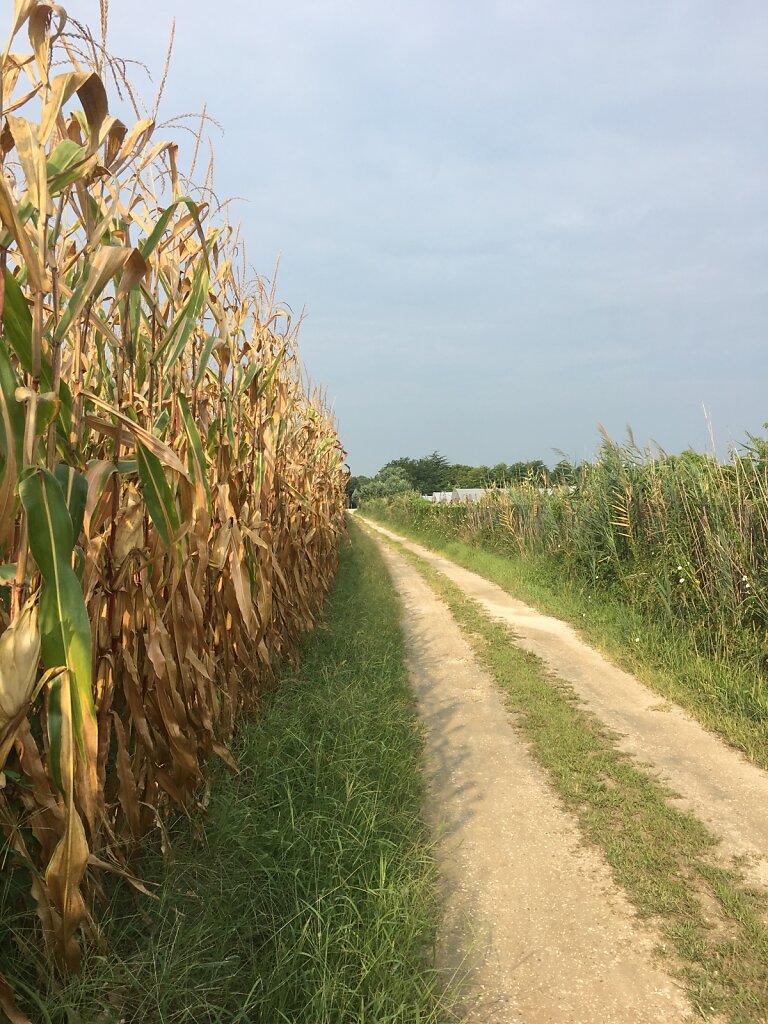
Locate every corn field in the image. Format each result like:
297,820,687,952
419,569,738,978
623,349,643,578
0,0,346,1002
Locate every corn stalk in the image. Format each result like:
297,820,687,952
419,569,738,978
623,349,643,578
0,0,347,993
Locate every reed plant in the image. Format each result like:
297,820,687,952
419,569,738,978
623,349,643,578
0,2,346,1010
364,430,768,721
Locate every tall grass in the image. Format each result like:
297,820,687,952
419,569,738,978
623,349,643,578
2,525,449,1024
364,432,768,727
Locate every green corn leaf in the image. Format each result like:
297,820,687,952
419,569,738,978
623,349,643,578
2,269,33,373
47,138,93,195
35,393,61,436
46,138,86,177
54,464,88,542
205,419,218,460
253,451,265,492
226,404,236,452
0,564,17,584
254,344,286,401
237,360,260,396
0,344,23,551
18,468,96,778
154,409,170,436
0,343,24,465
136,440,180,549
139,196,208,260
151,259,209,370
178,394,210,504
47,668,64,792
127,288,142,363
194,334,218,387
2,270,73,431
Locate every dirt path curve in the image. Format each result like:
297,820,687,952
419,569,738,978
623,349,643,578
370,528,693,1023
364,518,768,889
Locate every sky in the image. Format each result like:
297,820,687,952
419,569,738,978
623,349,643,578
59,1,768,474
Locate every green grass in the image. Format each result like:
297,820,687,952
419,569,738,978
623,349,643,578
383,533,768,1023
363,512,768,770
1,522,451,1024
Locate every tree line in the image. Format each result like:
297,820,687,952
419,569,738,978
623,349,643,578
348,451,578,504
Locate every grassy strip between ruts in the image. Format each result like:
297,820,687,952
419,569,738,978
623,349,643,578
361,512,768,771
373,528,768,1024
3,521,452,1024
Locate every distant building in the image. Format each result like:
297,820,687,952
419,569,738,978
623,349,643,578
451,488,486,503
431,491,453,504
537,485,577,496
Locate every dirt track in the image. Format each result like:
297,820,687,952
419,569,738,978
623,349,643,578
365,518,768,891
368,525,694,1023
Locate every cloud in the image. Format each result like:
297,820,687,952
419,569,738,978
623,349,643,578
61,0,768,473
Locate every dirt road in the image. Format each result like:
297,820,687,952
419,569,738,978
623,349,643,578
368,525,694,1023
365,518,768,891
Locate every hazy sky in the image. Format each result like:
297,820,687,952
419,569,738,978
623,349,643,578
60,1,767,473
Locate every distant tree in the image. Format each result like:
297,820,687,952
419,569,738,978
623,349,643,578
550,460,576,486
381,452,452,493
346,475,371,507
414,451,452,492
346,475,369,497
381,457,418,483
451,464,486,487
353,466,413,503
490,463,509,486
367,453,553,494
526,460,548,484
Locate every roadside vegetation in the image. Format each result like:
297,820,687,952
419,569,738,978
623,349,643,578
348,451,556,503
2,523,451,1023
382,532,768,1024
360,430,768,768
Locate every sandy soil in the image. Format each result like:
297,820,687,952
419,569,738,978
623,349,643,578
365,519,768,890
371,531,693,1023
